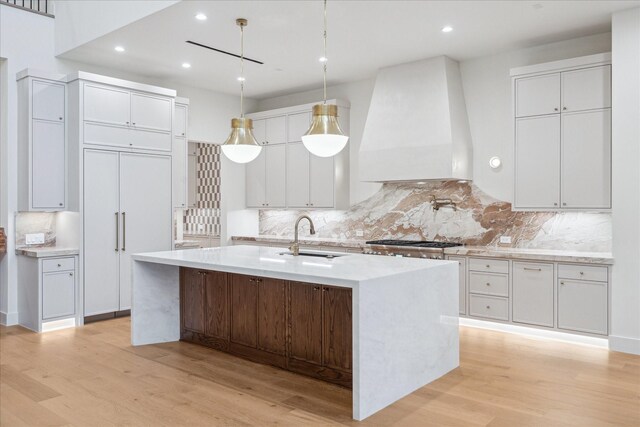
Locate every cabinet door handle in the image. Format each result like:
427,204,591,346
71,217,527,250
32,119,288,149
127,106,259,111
562,107,567,111
115,212,119,252
126,121,130,125
524,267,542,271
69,273,73,277
560,281,565,285
486,264,490,268
554,202,558,206
132,122,136,126
59,202,63,207
563,202,567,206
486,282,491,286
486,305,491,309
553,108,558,112
121,212,126,251
59,116,63,121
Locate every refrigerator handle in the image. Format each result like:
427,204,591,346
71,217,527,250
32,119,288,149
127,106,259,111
121,212,126,252
115,212,119,252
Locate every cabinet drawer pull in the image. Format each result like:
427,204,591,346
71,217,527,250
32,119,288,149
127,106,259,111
554,202,558,206
562,107,567,111
486,264,490,268
524,267,542,271
579,271,584,275
560,281,565,285
486,305,491,309
486,282,491,286
57,263,61,267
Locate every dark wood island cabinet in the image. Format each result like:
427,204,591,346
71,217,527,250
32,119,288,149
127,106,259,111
180,267,353,388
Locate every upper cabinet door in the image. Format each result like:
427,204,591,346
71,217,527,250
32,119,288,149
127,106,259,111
84,84,130,126
175,104,187,137
264,145,286,208
561,65,611,113
32,120,65,209
515,115,561,209
252,119,266,145
130,93,172,132
287,112,311,142
246,148,266,207
286,142,310,208
265,115,287,145
32,80,65,122
309,154,334,208
561,110,611,209
515,73,560,118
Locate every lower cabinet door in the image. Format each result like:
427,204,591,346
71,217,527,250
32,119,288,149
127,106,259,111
448,256,466,315
42,271,75,320
558,279,607,335
289,282,323,364
322,286,352,372
257,278,286,355
512,262,554,327
230,274,258,347
204,271,229,340
181,268,205,333
32,120,65,210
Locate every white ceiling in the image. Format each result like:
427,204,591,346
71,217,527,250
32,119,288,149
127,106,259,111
59,0,639,99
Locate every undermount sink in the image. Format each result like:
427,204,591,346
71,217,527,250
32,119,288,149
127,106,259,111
279,250,346,259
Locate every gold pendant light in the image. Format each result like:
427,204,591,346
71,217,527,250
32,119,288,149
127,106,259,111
221,18,262,164
301,0,349,158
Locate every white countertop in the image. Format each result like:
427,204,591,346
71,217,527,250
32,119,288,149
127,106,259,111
444,246,614,265
15,247,79,258
132,245,453,287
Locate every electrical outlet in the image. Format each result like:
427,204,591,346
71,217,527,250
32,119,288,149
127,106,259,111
355,230,364,237
499,236,512,244
25,233,45,245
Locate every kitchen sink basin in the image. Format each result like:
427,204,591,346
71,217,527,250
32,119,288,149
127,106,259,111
279,250,346,259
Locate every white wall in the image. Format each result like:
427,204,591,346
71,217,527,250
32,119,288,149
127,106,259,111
54,0,178,55
610,7,640,355
0,5,250,324
459,32,611,201
255,78,380,205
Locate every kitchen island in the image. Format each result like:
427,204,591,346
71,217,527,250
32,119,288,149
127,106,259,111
131,245,459,421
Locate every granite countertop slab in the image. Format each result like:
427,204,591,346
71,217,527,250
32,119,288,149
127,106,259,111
231,235,368,249
443,246,613,265
15,247,79,258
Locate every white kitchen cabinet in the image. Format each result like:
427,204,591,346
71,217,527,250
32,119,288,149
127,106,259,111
309,154,334,208
18,75,68,211
447,256,467,315
83,84,131,126
287,111,311,142
558,277,608,335
246,148,267,208
131,93,172,132
286,142,311,207
83,149,172,316
252,119,266,145
561,110,611,209
515,73,560,117
187,142,198,208
252,115,287,145
512,54,611,211
515,115,561,209
246,145,286,208
512,262,554,327
561,65,611,112
18,255,78,332
172,100,189,208
469,294,509,321
32,80,65,122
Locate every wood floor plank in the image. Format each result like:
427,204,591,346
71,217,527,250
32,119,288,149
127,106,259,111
1,318,639,427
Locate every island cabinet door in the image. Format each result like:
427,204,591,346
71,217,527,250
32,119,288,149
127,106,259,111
322,286,353,372
257,278,287,355
181,268,205,334
230,274,258,348
289,282,323,365
204,271,229,340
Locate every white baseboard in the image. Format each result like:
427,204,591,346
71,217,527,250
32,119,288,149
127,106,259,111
459,317,609,349
609,335,640,355
0,311,18,326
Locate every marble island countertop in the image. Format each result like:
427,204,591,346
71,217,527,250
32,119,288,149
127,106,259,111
15,247,79,258
132,245,453,288
231,235,613,265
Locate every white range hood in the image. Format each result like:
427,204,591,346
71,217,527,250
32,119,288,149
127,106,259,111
359,56,473,182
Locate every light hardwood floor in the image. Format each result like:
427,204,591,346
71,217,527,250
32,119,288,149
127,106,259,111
1,318,638,426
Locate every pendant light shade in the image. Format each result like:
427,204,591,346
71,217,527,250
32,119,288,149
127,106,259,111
301,104,348,157
221,118,261,164
302,0,348,158
222,18,262,164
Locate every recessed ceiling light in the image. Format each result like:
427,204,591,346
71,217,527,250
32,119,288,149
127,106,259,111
182,62,191,69
195,13,207,21
441,26,453,33
114,46,125,52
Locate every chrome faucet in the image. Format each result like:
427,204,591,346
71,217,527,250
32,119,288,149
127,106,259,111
290,215,316,256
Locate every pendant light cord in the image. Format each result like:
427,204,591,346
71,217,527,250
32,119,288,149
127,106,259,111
240,22,245,118
322,0,327,104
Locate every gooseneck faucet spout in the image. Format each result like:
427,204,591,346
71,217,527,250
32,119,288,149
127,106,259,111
290,215,316,256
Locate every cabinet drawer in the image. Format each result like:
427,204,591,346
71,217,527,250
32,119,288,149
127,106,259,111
84,122,130,148
42,257,75,273
469,258,509,274
558,279,607,335
558,264,607,282
42,271,76,320
469,272,509,297
469,295,509,321
129,128,172,152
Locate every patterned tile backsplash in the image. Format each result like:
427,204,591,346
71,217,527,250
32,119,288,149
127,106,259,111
15,212,57,248
259,181,612,252
183,142,221,236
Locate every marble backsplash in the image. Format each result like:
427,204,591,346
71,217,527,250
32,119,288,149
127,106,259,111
15,212,57,248
259,181,612,252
